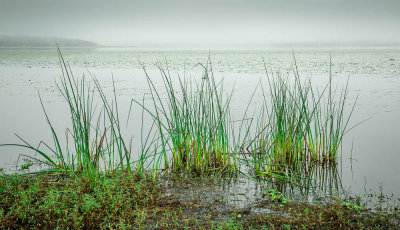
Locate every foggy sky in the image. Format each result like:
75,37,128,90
1,0,399,47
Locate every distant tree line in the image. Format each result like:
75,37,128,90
0,35,97,47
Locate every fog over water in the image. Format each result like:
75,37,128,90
1,0,400,47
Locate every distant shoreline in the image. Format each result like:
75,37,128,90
1,46,399,51
0,35,98,48
0,46,99,49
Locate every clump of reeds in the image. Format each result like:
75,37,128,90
1,48,134,177
244,57,356,178
134,60,236,175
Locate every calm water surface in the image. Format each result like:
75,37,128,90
1,48,399,201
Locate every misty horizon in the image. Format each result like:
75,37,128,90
1,0,400,47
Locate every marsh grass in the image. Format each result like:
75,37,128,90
0,48,135,177
133,60,236,175
1,50,356,183
241,57,356,179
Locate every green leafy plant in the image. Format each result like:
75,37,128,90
19,162,33,171
342,202,362,211
264,189,291,204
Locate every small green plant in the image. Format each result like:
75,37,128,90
20,162,33,171
220,216,242,230
342,202,362,211
283,224,291,230
264,189,291,204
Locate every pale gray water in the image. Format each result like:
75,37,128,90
0,48,399,201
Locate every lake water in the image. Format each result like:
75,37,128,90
1,48,399,202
